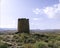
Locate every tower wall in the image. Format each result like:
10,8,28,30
18,18,29,33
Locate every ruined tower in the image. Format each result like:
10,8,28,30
18,18,29,33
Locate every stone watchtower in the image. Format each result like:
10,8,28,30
18,18,29,33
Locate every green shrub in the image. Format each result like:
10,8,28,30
34,41,48,48
0,43,8,48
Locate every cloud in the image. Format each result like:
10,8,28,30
33,18,39,20
43,3,60,19
33,8,41,14
33,1,60,19
32,18,43,21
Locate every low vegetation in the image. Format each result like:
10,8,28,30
0,32,60,48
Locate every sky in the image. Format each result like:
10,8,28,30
0,0,60,30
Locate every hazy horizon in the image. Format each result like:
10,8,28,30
0,0,60,30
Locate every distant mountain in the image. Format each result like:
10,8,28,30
0,28,16,31
30,29,60,33
0,28,17,33
0,28,60,34
0,28,4,31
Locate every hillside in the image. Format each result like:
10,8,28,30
0,32,60,48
